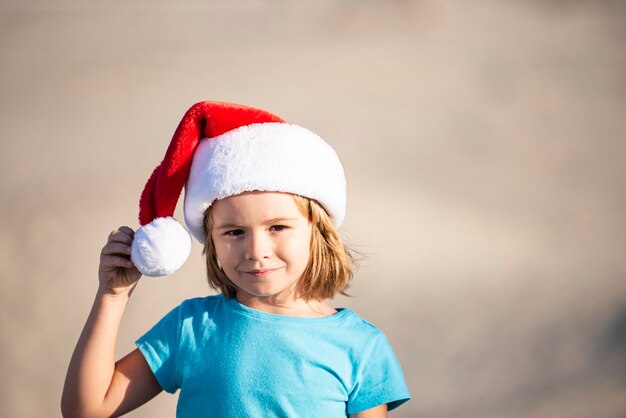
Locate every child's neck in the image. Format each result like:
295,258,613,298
236,293,337,318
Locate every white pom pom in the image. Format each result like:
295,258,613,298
130,217,192,277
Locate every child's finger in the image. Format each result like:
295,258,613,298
101,254,135,269
101,242,132,256
118,226,135,237
107,228,134,244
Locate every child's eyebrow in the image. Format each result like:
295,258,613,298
264,217,300,225
214,218,300,230
214,223,243,231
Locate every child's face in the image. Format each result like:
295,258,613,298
210,191,312,305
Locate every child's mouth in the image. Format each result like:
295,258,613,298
243,268,282,278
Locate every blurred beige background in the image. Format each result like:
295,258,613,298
1,1,625,417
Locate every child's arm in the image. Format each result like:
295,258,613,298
61,227,162,418
349,404,388,418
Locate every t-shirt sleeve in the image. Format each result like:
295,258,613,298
135,302,185,394
347,332,411,414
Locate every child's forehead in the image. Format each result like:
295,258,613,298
212,191,303,219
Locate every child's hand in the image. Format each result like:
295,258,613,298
98,226,142,297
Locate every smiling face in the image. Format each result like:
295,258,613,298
210,191,313,307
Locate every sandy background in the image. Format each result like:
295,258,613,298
1,1,625,417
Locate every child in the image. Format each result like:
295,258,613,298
62,101,410,417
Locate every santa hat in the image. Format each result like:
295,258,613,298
130,101,346,277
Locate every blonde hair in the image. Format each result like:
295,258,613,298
202,194,356,300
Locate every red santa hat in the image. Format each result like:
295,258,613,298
130,101,347,277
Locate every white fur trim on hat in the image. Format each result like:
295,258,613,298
130,217,192,277
183,122,346,243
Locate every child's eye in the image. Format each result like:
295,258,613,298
224,229,244,237
269,225,288,232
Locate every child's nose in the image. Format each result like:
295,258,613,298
245,232,272,261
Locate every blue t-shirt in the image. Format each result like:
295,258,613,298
136,294,410,417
